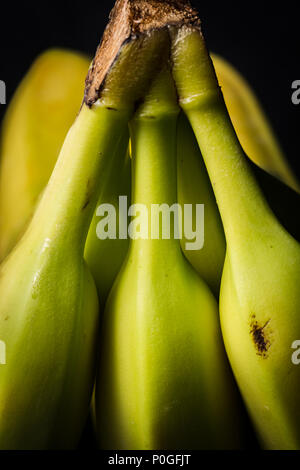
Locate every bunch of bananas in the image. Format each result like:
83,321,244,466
0,0,299,450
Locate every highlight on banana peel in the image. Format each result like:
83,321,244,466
0,0,299,452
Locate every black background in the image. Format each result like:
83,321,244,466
0,0,299,178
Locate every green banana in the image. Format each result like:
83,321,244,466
177,53,300,295
95,65,245,450
0,92,105,450
0,49,90,261
0,2,170,448
171,19,300,450
212,53,300,192
177,112,300,296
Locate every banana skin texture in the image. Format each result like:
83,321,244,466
171,26,300,450
95,68,245,450
0,49,90,262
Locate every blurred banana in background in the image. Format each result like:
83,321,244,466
212,54,300,193
0,49,90,261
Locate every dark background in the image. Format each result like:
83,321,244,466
0,0,299,177
0,0,298,451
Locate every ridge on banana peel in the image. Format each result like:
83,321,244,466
95,65,246,451
0,49,91,262
171,16,300,450
0,0,173,449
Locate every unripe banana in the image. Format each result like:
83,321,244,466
95,65,245,450
0,49,90,261
177,51,300,295
171,20,300,450
0,92,106,451
177,47,300,296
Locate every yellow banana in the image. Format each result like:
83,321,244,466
212,53,300,192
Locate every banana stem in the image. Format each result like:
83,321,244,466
129,67,181,259
171,27,281,248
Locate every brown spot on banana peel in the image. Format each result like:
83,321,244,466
81,198,91,211
81,178,93,211
84,0,201,107
250,314,272,358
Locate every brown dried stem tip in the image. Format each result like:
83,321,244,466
84,0,201,107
